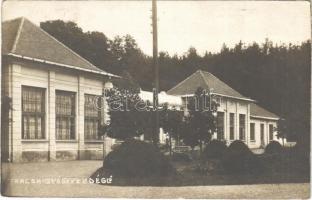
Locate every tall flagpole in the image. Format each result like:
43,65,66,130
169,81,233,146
152,0,159,144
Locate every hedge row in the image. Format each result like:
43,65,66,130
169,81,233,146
203,140,283,174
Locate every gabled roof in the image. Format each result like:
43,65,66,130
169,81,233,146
167,70,252,101
250,103,279,120
2,17,117,77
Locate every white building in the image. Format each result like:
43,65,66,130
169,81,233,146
2,17,118,162
2,17,286,163
165,70,285,149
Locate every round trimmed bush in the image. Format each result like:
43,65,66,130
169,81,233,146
222,140,262,174
265,141,283,154
103,139,174,178
227,140,252,154
203,140,227,160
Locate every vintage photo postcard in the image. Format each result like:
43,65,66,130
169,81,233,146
1,0,310,198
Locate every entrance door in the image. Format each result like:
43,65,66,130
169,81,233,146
260,124,265,147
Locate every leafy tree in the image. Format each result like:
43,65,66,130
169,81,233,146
159,104,184,155
113,71,140,93
180,118,198,152
183,87,218,154
276,118,288,146
41,19,310,149
103,86,150,140
40,20,112,71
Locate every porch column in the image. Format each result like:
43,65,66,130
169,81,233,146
48,70,56,161
11,64,22,162
77,76,85,159
246,103,250,146
103,80,114,157
224,99,229,143
235,102,239,140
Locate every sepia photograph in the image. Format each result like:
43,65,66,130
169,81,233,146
1,0,311,198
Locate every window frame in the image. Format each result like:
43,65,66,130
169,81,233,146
216,111,224,140
260,123,264,140
239,114,246,141
250,123,255,142
84,94,102,140
229,113,235,140
55,90,76,140
21,86,46,140
269,124,274,141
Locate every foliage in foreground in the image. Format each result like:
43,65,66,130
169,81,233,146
222,140,263,174
202,140,227,160
265,141,283,154
182,87,218,152
103,87,154,141
91,142,309,186
103,139,174,178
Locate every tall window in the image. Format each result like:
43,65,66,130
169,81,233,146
217,112,224,140
85,94,101,140
250,123,255,141
260,124,264,142
269,124,274,141
56,91,76,140
22,86,45,139
229,113,235,140
239,114,245,140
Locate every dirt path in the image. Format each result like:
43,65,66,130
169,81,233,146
2,161,310,198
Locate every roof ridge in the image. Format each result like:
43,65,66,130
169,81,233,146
200,70,250,98
201,70,223,83
24,18,98,70
167,70,201,94
11,17,25,53
3,17,118,77
198,70,212,92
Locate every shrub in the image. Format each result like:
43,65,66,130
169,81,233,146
111,143,122,151
222,140,262,174
103,139,174,178
202,140,227,160
293,141,310,159
265,141,283,154
171,152,192,162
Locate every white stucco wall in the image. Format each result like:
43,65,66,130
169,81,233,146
212,97,250,146
157,94,282,149
3,60,115,162
250,117,285,148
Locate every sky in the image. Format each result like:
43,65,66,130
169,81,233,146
2,1,311,56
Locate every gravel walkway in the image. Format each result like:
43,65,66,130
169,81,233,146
1,161,310,198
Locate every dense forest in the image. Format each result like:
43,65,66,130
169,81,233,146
40,20,310,142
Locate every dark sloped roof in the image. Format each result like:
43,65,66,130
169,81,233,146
2,17,116,77
2,18,20,54
167,70,249,100
250,103,279,119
